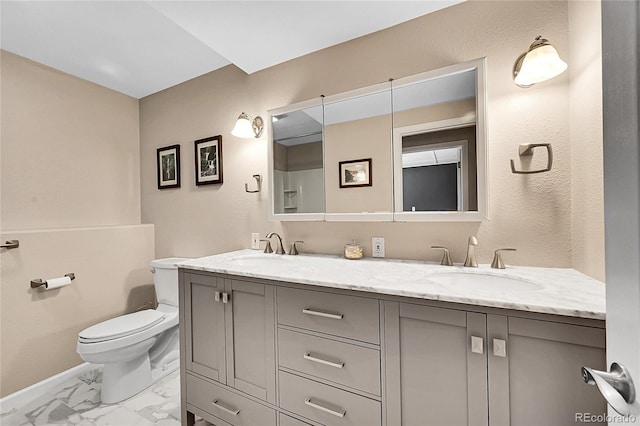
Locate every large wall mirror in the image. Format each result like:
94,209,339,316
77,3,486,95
268,98,325,221
393,58,487,221
267,58,486,222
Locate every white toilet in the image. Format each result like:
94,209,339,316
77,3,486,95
77,257,189,403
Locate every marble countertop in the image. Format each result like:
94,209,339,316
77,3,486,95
179,249,606,320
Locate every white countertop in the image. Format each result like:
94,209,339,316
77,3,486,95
179,249,606,320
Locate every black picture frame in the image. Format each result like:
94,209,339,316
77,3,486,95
339,158,372,188
195,135,223,186
157,144,181,189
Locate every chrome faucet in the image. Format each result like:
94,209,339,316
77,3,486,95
266,232,286,254
464,236,478,267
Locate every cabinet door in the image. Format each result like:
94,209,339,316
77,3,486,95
385,302,488,426
184,273,227,383
224,279,276,404
487,315,607,426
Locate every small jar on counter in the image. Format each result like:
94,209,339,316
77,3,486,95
344,241,364,259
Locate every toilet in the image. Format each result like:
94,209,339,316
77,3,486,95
76,257,189,403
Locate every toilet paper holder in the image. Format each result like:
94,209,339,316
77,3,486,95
31,273,75,289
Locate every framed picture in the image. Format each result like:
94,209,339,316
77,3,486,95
157,144,180,189
339,158,372,188
195,135,223,186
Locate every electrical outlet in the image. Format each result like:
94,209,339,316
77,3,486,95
251,233,260,250
372,237,385,258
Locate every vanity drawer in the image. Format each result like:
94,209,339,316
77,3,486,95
279,371,381,426
278,328,381,396
277,287,380,344
280,413,313,426
186,373,276,426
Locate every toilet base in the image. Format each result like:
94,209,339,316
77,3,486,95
101,352,153,404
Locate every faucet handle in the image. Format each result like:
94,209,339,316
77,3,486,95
289,241,304,255
491,248,517,269
431,246,453,266
260,239,273,254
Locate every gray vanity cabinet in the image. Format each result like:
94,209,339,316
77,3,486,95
486,315,607,426
184,272,226,383
384,301,607,426
181,272,277,426
384,302,489,426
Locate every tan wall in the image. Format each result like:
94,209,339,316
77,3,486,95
0,226,155,396
141,1,596,272
569,1,604,281
1,52,141,230
0,52,154,396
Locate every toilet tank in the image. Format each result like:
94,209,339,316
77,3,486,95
151,257,191,307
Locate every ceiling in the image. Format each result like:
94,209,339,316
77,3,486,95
1,1,464,99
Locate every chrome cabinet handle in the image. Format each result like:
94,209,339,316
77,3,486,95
303,352,345,369
304,398,346,418
214,291,221,302
211,399,240,416
222,292,229,304
302,308,343,320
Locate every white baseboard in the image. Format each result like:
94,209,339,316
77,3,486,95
0,362,100,415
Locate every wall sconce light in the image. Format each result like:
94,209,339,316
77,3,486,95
231,112,264,138
513,36,567,88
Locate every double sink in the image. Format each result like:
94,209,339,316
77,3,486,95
228,252,543,294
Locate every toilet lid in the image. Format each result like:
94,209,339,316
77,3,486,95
78,309,165,343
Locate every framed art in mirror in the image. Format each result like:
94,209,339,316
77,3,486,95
339,158,372,188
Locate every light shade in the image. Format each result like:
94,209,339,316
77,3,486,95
231,112,264,138
513,36,567,88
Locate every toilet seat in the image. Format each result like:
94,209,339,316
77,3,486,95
79,310,165,344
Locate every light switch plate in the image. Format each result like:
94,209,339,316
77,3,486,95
251,233,260,249
372,237,385,258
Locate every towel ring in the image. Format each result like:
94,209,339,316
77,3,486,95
245,174,262,193
510,143,553,174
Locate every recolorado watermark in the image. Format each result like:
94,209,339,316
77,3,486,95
575,412,637,423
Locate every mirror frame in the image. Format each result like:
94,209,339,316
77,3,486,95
267,58,487,222
392,57,488,222
267,97,326,222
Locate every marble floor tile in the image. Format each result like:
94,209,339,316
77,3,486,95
1,368,182,426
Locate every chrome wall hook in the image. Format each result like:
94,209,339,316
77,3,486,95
245,174,262,193
510,143,553,174
1,240,19,249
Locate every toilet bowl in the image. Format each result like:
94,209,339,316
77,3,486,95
76,257,189,403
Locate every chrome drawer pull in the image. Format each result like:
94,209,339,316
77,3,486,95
302,308,344,320
304,397,346,418
211,399,240,416
303,352,345,369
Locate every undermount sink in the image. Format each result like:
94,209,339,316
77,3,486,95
425,272,542,293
